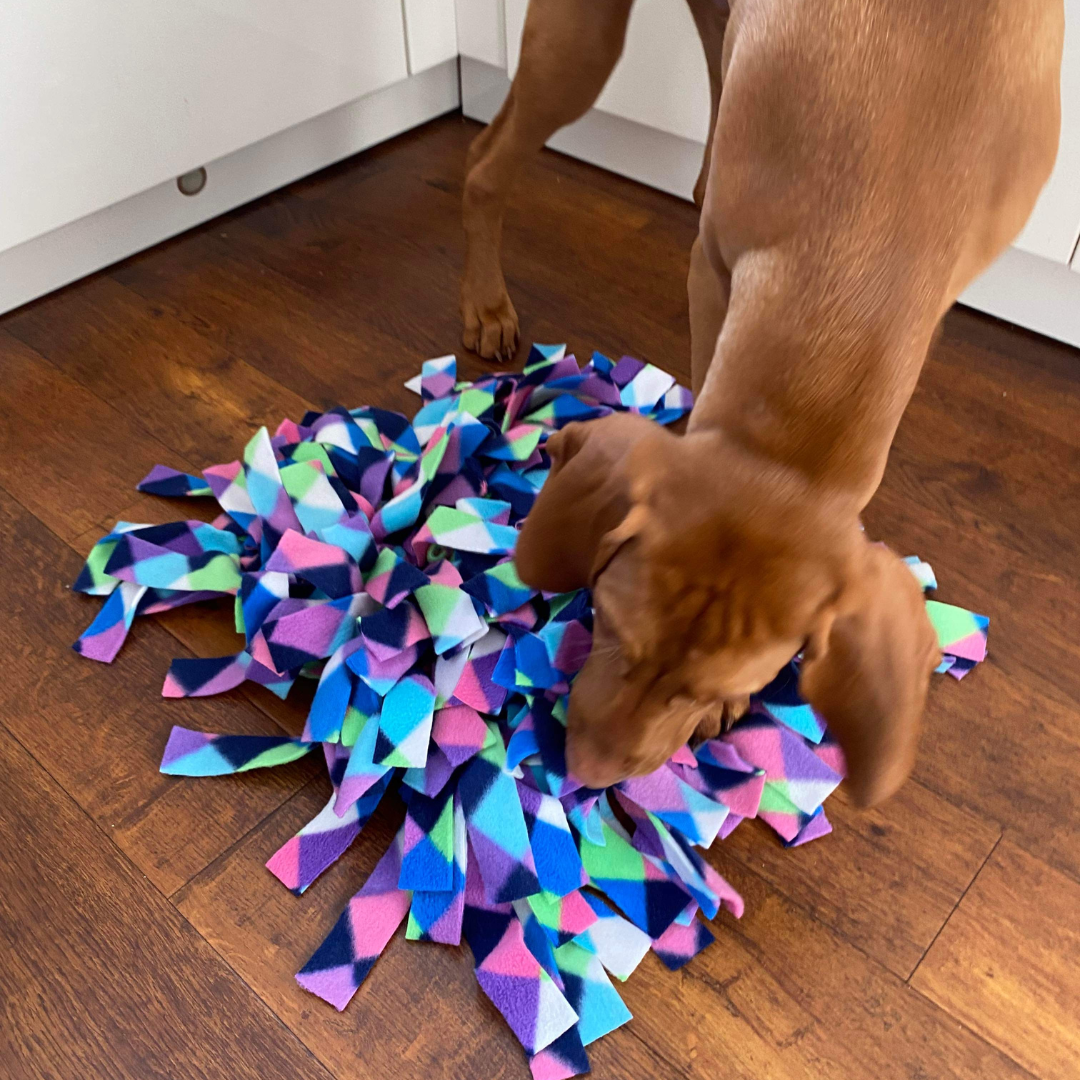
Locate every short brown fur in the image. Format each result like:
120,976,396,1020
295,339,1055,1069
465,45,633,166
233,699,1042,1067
468,0,1064,803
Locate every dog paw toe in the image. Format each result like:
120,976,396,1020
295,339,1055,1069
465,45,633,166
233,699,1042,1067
461,285,519,362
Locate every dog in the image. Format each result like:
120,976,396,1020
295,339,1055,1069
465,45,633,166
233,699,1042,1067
462,0,1064,803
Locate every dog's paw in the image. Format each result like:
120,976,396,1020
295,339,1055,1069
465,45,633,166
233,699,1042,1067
461,282,520,363
692,696,751,743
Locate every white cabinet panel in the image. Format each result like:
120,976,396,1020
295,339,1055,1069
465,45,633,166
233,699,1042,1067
595,0,710,145
456,0,507,68
0,1,408,252
505,0,709,145
505,0,525,76
404,0,459,74
962,245,1080,349
1,61,459,316
1013,0,1080,265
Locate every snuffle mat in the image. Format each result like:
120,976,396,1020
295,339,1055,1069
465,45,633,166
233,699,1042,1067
72,344,988,1078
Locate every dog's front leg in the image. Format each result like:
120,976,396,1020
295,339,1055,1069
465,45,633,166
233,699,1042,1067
461,0,634,361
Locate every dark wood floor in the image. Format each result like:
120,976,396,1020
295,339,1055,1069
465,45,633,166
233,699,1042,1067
2,113,1078,1080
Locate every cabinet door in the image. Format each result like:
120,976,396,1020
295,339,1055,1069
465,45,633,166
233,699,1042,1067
1012,0,1080,265
0,0,409,253
456,0,507,67
404,0,459,74
505,0,710,144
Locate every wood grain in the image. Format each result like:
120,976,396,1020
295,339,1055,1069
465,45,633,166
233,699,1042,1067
670,855,1032,1080
140,118,697,383
0,725,333,1080
0,319,314,772
913,841,1080,1080
721,780,1000,979
608,853,1035,1080
863,487,1080,882
113,224,436,417
0,330,190,542
2,276,312,472
0,486,316,895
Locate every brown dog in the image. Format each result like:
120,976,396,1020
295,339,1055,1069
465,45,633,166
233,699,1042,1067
464,0,1064,803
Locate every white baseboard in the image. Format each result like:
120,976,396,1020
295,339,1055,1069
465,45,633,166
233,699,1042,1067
460,56,704,202
0,59,460,317
959,246,1080,350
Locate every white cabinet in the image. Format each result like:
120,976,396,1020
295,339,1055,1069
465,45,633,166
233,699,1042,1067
457,0,507,68
0,2,465,315
0,0,410,254
504,0,710,145
1014,6,1080,266
404,0,460,75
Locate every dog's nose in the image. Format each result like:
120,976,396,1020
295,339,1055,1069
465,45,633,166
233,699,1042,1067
565,735,628,790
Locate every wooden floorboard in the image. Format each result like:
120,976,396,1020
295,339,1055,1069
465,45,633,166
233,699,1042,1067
624,854,1034,1080
913,841,1080,1080
176,780,1029,1080
2,275,313,474
719,781,1000,980
174,785,561,1080
0,330,192,542
0,726,333,1080
1,113,1077,1078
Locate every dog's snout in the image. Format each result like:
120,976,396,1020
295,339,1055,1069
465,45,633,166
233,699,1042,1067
561,725,635,786
564,735,627,789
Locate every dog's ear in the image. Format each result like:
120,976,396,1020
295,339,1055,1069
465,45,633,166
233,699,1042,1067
515,413,663,593
799,543,940,807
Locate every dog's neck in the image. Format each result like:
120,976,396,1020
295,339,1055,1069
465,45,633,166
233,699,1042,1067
687,249,936,509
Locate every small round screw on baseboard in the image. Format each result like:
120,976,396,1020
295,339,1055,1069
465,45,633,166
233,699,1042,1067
177,167,207,196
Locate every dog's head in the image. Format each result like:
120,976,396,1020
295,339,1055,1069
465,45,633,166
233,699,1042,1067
515,414,940,805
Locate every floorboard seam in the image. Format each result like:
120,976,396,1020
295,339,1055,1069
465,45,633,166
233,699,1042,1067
904,986,1041,1080
0,474,315,886
169,906,340,1080
911,776,1080,892
699,846,1043,1078
908,831,1003,989
623,1023,695,1078
169,774,328,902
